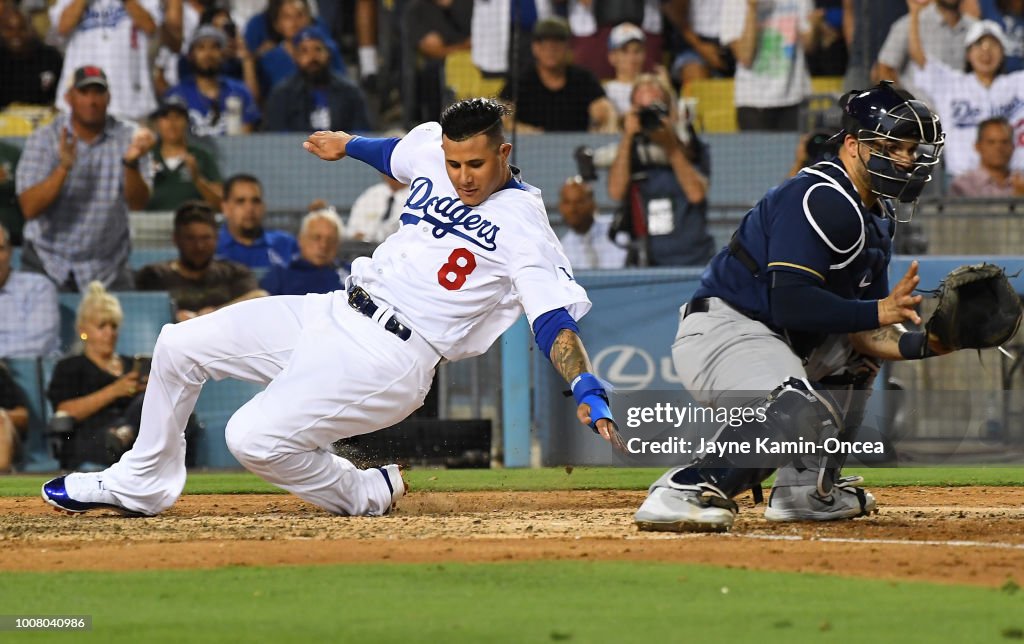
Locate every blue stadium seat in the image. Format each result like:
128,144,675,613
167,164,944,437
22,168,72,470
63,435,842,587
11,246,20,270
57,291,174,356
4,357,59,472
193,379,264,468
131,247,178,270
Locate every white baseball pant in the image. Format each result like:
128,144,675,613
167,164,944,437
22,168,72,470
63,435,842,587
100,292,438,515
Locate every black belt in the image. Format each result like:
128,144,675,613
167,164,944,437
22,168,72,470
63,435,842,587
682,297,711,319
347,286,412,341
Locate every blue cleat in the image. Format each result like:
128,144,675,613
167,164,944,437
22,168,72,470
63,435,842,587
41,475,144,516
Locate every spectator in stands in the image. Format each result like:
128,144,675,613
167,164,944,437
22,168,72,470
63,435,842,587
470,0,550,76
136,201,266,322
0,141,22,247
0,223,59,358
607,74,715,266
805,0,848,76
558,177,627,270
500,17,618,133
51,0,161,122
0,6,63,109
165,25,261,137
154,0,208,95
668,0,736,90
197,7,262,101
720,0,814,131
264,27,372,132
604,23,650,116
353,0,381,88
347,174,410,243
16,67,155,292
909,16,1024,177
874,0,976,96
971,0,1024,71
47,282,146,469
843,0,907,91
786,129,840,178
243,0,324,57
566,0,664,80
403,0,473,122
0,361,29,473
950,116,1024,195
256,0,347,97
148,99,224,212
216,174,298,269
260,206,349,295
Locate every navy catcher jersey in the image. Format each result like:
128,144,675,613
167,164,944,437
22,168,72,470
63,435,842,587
694,159,893,329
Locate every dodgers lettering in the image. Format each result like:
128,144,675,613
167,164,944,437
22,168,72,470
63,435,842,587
403,177,501,251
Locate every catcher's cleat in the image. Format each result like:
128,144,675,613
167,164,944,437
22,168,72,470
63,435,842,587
634,483,738,533
764,477,877,522
41,474,144,516
377,464,408,514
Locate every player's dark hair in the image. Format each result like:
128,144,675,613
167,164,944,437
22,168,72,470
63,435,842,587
440,98,510,146
977,115,1013,142
224,173,263,199
174,200,217,231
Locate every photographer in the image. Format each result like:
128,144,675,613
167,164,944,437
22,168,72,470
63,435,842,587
607,74,715,267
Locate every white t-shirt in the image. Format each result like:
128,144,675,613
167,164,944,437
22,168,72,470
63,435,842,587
347,181,411,243
560,215,628,270
913,59,1024,176
720,0,812,109
691,0,722,39
351,123,591,361
51,0,163,121
603,80,633,116
154,4,201,91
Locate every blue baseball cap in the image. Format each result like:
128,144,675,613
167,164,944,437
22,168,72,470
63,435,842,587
293,26,328,46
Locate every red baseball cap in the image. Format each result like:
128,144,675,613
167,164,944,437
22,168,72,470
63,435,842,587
72,65,109,90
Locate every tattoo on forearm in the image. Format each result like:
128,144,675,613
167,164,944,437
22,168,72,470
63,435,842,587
871,325,902,346
550,330,590,383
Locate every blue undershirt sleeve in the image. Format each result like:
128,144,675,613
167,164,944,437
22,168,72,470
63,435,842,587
345,136,401,178
770,272,880,333
532,308,579,357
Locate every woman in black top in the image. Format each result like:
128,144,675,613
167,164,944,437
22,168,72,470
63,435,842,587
47,282,147,469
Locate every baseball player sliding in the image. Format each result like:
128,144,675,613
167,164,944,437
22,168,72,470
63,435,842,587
635,82,951,532
42,98,625,517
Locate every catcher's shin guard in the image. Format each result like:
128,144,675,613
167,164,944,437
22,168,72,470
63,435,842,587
672,378,846,500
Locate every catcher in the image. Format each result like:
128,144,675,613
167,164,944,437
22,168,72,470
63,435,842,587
635,82,1023,532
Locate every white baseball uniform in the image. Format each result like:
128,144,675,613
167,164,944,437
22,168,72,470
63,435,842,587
97,123,591,516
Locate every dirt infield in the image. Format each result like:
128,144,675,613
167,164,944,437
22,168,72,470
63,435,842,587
2,487,1022,587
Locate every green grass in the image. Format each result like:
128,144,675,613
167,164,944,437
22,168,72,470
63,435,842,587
2,466,1022,497
0,562,1021,643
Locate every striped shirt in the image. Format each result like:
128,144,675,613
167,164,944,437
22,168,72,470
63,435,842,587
0,271,60,358
16,114,151,287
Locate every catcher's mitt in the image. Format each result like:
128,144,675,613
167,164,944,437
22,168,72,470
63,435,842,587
925,263,1024,351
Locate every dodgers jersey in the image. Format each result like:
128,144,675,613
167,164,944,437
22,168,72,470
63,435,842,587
695,159,892,330
350,123,591,361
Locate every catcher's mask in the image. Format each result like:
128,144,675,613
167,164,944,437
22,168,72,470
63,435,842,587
835,81,944,222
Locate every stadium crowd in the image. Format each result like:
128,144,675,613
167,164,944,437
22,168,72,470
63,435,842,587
0,0,1021,470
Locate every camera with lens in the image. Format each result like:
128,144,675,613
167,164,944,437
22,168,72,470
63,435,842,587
638,102,670,132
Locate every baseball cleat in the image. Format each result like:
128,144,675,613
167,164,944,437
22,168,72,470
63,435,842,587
41,474,143,516
634,484,738,533
377,464,408,514
764,477,877,522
